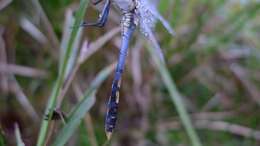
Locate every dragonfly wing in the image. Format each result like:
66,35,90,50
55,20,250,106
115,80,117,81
140,19,165,62
137,0,175,36
135,0,165,62
150,10,175,36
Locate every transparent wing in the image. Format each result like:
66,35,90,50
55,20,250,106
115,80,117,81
136,0,175,36
136,0,175,62
150,8,175,36
140,19,165,62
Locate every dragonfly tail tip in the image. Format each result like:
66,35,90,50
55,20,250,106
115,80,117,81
106,131,113,140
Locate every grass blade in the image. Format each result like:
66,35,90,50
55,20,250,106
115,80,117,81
15,124,25,146
36,0,89,146
147,46,202,146
30,0,60,50
51,64,115,146
59,9,75,74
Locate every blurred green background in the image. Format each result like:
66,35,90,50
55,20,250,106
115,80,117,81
0,0,260,145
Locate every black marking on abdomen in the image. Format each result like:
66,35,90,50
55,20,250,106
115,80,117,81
105,74,120,132
105,11,136,134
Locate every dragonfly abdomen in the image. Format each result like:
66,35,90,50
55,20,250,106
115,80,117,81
105,11,136,138
105,78,120,131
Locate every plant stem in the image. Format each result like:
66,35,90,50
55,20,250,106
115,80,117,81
147,46,202,146
36,0,89,146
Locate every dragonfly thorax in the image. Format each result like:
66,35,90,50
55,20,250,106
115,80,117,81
112,0,136,13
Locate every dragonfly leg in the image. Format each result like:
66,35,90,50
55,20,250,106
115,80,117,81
80,0,110,28
105,12,136,138
91,0,103,5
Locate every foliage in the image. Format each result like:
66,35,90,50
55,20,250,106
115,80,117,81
0,0,259,145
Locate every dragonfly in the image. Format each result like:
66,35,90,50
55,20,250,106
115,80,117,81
80,0,174,139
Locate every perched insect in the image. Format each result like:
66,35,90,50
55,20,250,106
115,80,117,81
45,109,67,123
80,0,174,139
